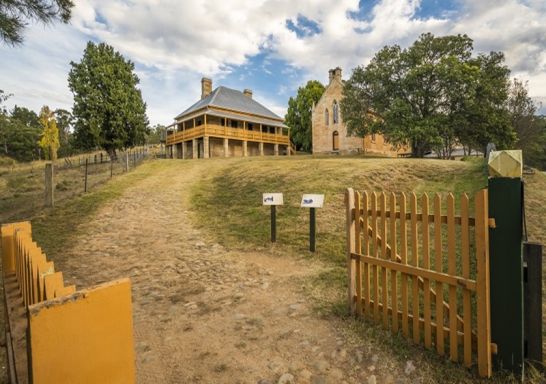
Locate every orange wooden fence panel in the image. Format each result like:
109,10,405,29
346,188,492,378
1,222,136,384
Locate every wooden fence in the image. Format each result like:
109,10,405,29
1,222,135,383
346,188,492,377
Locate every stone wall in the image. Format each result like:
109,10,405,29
311,73,362,154
311,68,406,157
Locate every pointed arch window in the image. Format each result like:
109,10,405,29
324,108,329,125
333,100,339,124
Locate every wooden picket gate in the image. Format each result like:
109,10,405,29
345,188,492,377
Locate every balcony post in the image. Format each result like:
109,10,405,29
182,141,187,159
243,140,248,157
192,138,198,159
203,136,210,159
224,138,229,158
274,144,279,156
259,142,264,156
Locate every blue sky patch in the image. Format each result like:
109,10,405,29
286,15,322,38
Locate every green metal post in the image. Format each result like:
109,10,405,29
270,205,276,243
488,177,524,376
310,208,316,252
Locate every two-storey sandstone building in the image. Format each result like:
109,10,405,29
166,78,290,159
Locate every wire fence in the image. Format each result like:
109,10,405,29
0,147,151,223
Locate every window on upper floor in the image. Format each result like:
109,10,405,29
333,101,339,124
325,108,329,125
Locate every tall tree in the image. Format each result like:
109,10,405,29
146,124,165,145
342,33,514,157
507,79,545,169
54,108,73,157
38,105,59,160
285,80,325,152
508,78,540,150
68,42,149,159
456,52,514,156
11,105,39,128
1,105,41,161
0,90,11,155
0,0,73,45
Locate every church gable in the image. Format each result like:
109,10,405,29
312,67,362,154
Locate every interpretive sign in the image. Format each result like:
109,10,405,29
300,194,324,208
263,193,284,206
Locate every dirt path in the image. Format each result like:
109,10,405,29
56,161,412,384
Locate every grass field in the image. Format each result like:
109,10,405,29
2,155,545,383
190,155,545,383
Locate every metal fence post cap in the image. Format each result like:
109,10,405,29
487,150,523,179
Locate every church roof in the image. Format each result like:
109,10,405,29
176,86,283,122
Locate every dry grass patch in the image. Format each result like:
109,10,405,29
191,155,545,383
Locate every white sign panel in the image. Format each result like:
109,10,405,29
263,193,284,206
300,194,325,208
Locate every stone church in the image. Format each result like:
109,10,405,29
311,67,404,156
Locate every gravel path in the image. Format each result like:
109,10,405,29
55,161,415,384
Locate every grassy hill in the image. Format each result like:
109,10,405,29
191,156,487,264
5,155,544,383
190,155,545,382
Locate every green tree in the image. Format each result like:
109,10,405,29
456,52,514,156
11,105,39,128
146,124,165,145
38,105,60,160
508,79,541,151
0,0,73,45
0,90,12,154
68,42,149,159
342,33,514,157
54,108,74,157
506,79,546,169
285,80,325,152
1,105,41,161
525,116,546,170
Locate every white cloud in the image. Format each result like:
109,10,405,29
1,0,545,126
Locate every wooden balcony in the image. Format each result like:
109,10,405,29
166,123,289,146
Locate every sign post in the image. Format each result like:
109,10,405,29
301,194,325,252
263,193,283,242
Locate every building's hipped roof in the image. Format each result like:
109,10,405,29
176,86,282,121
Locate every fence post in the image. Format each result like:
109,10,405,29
523,242,542,364
346,188,356,315
125,152,129,172
44,163,54,207
100,153,103,164
475,189,492,378
487,150,524,377
84,159,89,192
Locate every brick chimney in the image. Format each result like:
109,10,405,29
328,69,334,83
201,77,212,99
243,89,253,99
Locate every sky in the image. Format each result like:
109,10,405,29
1,0,546,126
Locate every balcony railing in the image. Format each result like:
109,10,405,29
166,123,289,146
